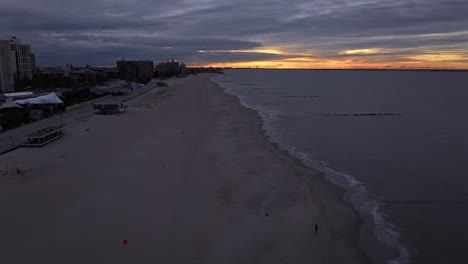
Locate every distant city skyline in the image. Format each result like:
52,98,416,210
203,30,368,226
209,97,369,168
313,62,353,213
1,0,468,69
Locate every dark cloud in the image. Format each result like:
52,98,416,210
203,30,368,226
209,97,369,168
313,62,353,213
1,0,467,66
40,33,262,50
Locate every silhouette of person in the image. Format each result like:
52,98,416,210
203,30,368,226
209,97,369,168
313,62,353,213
315,224,318,233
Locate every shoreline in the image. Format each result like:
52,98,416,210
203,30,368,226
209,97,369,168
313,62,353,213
209,75,401,263
1,73,396,263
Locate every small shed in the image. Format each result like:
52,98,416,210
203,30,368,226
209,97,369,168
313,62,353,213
94,102,123,115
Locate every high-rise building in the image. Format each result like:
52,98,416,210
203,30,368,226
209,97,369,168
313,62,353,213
0,37,34,92
10,37,34,80
0,40,16,92
63,64,74,77
31,53,36,75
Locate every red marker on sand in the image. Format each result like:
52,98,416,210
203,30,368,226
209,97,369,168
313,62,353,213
122,239,129,260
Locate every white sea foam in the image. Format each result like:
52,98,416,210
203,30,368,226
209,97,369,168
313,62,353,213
271,135,409,264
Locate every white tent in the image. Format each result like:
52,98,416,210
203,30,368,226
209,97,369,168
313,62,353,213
15,93,64,105
3,92,33,98
0,99,23,109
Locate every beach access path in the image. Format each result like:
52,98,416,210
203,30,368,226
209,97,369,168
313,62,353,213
0,74,371,264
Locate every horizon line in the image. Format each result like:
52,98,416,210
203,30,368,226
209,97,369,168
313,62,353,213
36,64,468,72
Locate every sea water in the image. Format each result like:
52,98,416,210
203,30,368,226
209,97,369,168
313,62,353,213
212,69,468,264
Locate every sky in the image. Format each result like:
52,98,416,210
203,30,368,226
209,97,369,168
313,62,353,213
1,0,468,69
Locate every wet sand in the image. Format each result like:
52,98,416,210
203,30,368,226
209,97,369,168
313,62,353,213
0,74,384,263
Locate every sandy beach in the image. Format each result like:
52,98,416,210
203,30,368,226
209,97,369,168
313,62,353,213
0,74,384,263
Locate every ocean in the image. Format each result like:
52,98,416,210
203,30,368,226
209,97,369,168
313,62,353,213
212,69,468,264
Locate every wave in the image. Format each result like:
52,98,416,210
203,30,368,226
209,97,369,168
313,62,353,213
261,108,410,264
212,75,410,264
296,151,409,264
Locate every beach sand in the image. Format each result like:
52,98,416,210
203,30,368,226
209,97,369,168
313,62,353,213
0,74,387,263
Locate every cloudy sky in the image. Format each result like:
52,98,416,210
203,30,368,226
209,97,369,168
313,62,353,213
2,0,468,68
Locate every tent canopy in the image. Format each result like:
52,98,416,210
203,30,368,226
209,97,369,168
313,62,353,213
0,100,23,109
15,93,64,105
3,91,33,98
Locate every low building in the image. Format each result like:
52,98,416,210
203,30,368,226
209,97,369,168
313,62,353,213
116,60,154,84
94,102,123,115
94,67,120,79
91,80,129,96
156,59,180,77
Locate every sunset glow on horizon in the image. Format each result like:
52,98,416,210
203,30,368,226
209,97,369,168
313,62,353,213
2,0,467,69
190,46,468,69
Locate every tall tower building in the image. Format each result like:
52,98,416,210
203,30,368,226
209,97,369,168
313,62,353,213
0,40,16,92
10,37,34,80
0,37,34,92
31,53,36,74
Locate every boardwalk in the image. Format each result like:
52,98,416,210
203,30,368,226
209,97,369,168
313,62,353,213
0,80,160,154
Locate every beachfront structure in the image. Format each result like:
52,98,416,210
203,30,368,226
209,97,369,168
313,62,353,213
91,79,129,96
0,37,35,92
15,92,64,105
15,92,64,120
0,99,23,110
156,59,180,76
24,126,64,147
94,101,125,115
117,60,154,84
0,99,25,130
3,91,33,100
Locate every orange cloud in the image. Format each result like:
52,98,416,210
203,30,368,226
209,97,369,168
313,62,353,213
198,48,286,55
339,48,385,55
191,47,468,69
406,53,466,62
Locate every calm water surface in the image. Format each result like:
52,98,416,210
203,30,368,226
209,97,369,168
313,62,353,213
213,69,468,264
